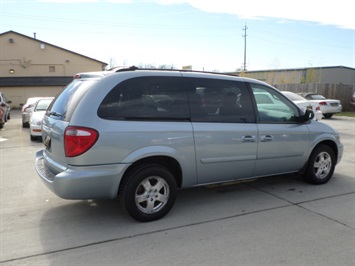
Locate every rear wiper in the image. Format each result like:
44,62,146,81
49,111,62,117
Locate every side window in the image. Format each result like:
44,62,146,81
98,76,189,120
186,78,255,123
250,83,299,123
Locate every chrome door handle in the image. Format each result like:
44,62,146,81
260,135,273,142
242,135,256,143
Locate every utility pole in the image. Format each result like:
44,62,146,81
242,24,248,71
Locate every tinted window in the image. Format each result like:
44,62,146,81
46,79,98,121
250,83,299,123
98,77,189,120
186,78,255,123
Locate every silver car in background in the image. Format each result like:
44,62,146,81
22,97,43,128
0,91,12,129
35,69,343,222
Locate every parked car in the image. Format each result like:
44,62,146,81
29,97,54,140
22,97,43,128
281,91,322,120
350,91,355,107
0,91,12,129
298,93,342,118
35,69,343,222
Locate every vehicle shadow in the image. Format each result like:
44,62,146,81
37,172,355,263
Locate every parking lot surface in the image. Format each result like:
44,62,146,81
1,110,354,265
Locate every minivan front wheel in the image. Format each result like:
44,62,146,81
120,164,177,222
303,144,335,184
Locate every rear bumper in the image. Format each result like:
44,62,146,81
22,113,30,124
30,125,42,136
321,106,342,114
35,150,128,199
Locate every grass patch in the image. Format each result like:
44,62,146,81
335,112,355,117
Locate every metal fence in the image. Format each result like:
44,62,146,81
273,83,355,111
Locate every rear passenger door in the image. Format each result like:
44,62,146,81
186,78,258,184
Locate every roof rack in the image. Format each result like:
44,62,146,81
115,66,239,76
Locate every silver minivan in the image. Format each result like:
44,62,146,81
35,69,343,222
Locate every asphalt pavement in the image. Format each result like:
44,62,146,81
0,110,354,266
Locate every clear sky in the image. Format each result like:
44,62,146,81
1,0,354,72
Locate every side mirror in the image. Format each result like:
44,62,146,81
304,109,314,121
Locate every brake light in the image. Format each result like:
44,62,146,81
315,106,320,111
24,105,33,112
319,101,327,106
64,126,99,157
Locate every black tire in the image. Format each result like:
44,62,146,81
22,122,29,128
323,113,333,119
303,144,335,184
30,135,36,141
120,164,177,222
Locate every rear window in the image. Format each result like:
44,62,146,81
46,79,98,121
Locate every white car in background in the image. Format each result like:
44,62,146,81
299,93,342,119
30,97,54,140
281,91,322,121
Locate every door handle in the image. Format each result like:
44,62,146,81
242,135,256,143
260,135,273,142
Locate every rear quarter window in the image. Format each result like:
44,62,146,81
47,79,98,121
98,76,190,120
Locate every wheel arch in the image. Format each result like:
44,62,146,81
315,140,338,164
300,140,339,174
118,155,183,196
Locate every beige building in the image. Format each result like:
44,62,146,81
233,66,355,86
0,30,107,107
231,66,355,111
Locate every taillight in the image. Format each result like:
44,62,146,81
64,126,99,157
315,106,321,111
24,105,33,112
319,101,327,106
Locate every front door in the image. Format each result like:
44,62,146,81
249,83,310,176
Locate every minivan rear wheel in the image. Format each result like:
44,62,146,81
303,144,335,184
120,164,177,222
